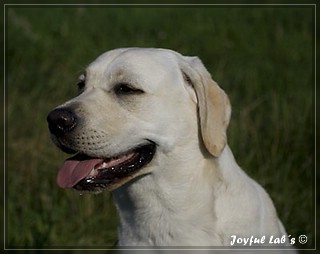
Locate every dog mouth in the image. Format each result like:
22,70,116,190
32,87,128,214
56,142,156,192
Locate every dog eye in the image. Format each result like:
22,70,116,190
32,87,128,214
77,80,86,91
114,84,144,95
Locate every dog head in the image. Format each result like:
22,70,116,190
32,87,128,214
47,48,231,192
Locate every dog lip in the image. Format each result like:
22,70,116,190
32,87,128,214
59,143,78,154
72,142,156,192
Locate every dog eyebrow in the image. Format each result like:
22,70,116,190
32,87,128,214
78,72,86,80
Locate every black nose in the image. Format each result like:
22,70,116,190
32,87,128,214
47,108,77,136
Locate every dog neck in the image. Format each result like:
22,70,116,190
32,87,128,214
112,145,226,246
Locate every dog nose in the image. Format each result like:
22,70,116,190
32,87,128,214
47,108,77,136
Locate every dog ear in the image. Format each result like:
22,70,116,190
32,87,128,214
179,56,231,157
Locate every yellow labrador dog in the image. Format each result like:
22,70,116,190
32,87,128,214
47,48,293,250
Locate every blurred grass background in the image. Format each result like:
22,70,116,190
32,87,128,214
5,4,314,250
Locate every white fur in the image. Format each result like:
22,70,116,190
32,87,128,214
54,48,295,252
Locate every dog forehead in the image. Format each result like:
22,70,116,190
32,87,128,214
87,48,181,81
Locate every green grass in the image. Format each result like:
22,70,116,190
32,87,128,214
5,5,314,250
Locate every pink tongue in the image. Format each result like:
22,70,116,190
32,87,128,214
56,156,103,188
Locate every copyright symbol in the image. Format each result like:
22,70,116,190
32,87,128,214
299,235,308,244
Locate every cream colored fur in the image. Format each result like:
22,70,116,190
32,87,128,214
55,48,295,252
